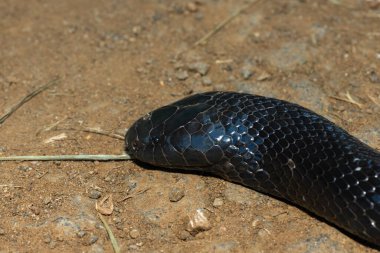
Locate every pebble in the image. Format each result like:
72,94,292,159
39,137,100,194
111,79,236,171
169,187,185,202
44,197,52,205
88,235,99,245
369,70,380,83
257,71,271,81
0,228,5,235
201,76,212,86
77,230,87,238
88,190,102,199
0,146,6,152
188,62,210,76
142,208,163,223
186,2,198,12
17,166,32,172
212,197,224,207
128,245,139,250
175,70,189,80
240,67,254,80
129,229,140,239
132,26,141,35
177,230,191,241
43,234,52,243
104,176,112,182
185,208,211,235
30,205,40,215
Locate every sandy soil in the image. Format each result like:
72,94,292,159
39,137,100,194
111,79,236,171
1,0,380,252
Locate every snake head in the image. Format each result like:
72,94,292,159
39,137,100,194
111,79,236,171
125,92,226,169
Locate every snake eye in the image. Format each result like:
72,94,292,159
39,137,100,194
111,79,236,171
151,136,160,144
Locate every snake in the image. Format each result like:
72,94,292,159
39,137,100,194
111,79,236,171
124,91,380,246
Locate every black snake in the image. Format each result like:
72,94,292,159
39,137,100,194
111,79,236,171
125,91,380,246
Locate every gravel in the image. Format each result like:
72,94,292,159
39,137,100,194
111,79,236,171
369,70,380,83
212,197,224,207
17,166,32,172
240,67,254,80
88,235,99,245
175,70,189,80
77,230,87,238
169,187,185,202
88,190,102,199
201,76,212,86
129,228,140,239
188,62,210,76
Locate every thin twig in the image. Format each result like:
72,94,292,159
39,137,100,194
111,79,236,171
0,154,131,161
55,127,125,140
0,77,60,124
329,93,363,109
193,0,260,47
0,184,23,188
118,187,151,202
98,214,121,253
82,127,125,140
366,92,380,107
37,171,48,179
36,117,68,136
345,91,363,108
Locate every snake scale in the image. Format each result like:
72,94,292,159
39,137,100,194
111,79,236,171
125,91,380,246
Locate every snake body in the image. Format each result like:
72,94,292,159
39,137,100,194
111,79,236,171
125,91,380,246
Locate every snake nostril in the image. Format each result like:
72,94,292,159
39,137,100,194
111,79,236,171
132,140,139,151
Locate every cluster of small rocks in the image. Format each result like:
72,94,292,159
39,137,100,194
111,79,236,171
175,61,211,81
172,57,273,93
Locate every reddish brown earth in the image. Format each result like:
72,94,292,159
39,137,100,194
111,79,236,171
1,0,380,252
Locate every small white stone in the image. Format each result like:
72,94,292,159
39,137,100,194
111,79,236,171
213,197,224,207
129,229,140,239
186,209,211,235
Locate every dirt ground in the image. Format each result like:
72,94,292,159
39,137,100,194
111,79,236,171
1,0,380,252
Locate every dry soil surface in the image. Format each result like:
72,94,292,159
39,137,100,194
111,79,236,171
1,0,380,252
